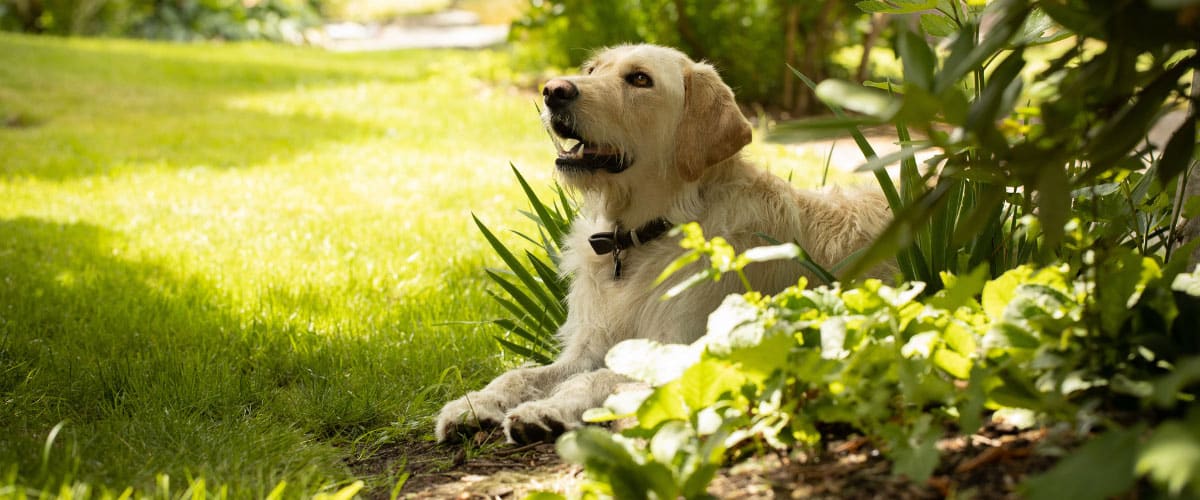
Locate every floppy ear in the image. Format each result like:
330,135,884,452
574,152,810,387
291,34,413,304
674,62,753,181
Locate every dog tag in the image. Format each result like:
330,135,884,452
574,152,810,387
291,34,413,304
612,248,623,280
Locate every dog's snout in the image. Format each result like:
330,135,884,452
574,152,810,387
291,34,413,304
542,79,578,110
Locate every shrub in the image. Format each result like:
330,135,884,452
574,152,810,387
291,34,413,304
779,0,1199,287
552,224,1200,498
0,0,320,40
475,166,574,365
509,0,871,114
507,0,1200,497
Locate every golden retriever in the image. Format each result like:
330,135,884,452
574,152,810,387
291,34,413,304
436,44,890,444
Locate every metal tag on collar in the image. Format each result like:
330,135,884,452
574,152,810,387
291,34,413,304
612,247,623,280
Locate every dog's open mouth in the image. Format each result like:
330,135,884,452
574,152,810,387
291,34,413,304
547,122,630,173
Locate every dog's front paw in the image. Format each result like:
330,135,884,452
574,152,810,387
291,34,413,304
435,393,505,443
504,401,578,444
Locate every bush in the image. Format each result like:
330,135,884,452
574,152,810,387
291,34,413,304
777,0,1198,289
0,0,320,40
555,227,1200,497
497,0,1200,497
509,0,872,114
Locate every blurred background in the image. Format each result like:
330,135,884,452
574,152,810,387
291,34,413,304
0,0,897,117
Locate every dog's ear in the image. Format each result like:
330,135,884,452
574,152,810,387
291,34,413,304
674,62,753,181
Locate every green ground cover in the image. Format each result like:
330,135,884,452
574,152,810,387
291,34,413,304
0,34,829,496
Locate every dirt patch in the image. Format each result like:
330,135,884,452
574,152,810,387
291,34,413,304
358,424,1062,498
708,427,1059,499
350,431,580,499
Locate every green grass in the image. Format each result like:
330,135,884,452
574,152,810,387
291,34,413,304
0,33,835,497
0,33,557,496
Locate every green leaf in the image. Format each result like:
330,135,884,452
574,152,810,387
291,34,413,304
889,415,940,482
526,252,567,307
649,420,693,465
1023,427,1142,500
678,359,746,411
982,266,1031,319
726,331,794,383
898,28,937,92
1173,268,1200,297
935,6,1026,94
485,271,558,336
933,348,972,379
814,80,902,120
492,317,555,352
556,428,677,500
703,294,765,354
1156,112,1196,186
929,265,988,311
1096,249,1162,334
606,339,700,386
788,65,903,215
766,115,885,143
919,13,957,37
856,0,937,14
493,335,554,366
510,164,564,248
1035,159,1068,252
964,47,1026,145
476,214,564,322
637,381,688,430
1137,419,1200,496
1152,356,1200,408
942,318,977,355
958,367,987,435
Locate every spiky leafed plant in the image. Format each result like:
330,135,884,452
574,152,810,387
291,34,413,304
475,165,576,364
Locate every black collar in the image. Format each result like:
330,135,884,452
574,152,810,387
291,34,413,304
588,218,673,255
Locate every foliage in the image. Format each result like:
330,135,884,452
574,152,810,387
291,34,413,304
775,0,1199,289
512,2,1200,496
476,165,573,365
552,223,1200,498
0,0,320,40
509,0,870,113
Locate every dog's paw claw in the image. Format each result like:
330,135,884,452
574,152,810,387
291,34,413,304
504,404,573,444
435,394,505,443
506,418,563,444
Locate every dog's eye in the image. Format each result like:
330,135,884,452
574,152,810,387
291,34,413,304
625,72,653,88
585,66,594,75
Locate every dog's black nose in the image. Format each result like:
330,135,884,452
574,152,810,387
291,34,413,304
542,79,578,110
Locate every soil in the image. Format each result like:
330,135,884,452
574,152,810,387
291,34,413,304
352,423,1064,499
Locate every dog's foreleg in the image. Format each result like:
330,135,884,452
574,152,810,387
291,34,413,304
503,367,631,444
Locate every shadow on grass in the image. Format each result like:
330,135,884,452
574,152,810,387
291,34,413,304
0,34,463,180
0,216,469,494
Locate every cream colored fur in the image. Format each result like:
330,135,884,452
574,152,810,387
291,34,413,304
435,44,891,444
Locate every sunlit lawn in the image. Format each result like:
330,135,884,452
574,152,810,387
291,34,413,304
0,33,830,496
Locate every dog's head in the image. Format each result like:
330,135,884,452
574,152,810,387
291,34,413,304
541,44,752,192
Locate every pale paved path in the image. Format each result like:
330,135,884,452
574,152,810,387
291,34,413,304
321,9,508,51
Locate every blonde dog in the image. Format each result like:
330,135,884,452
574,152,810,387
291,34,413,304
436,44,890,444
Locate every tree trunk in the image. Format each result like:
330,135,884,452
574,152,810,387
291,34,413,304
857,13,886,83
782,3,800,112
672,0,706,61
796,0,838,115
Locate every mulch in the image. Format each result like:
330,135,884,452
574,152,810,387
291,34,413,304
351,423,1064,499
